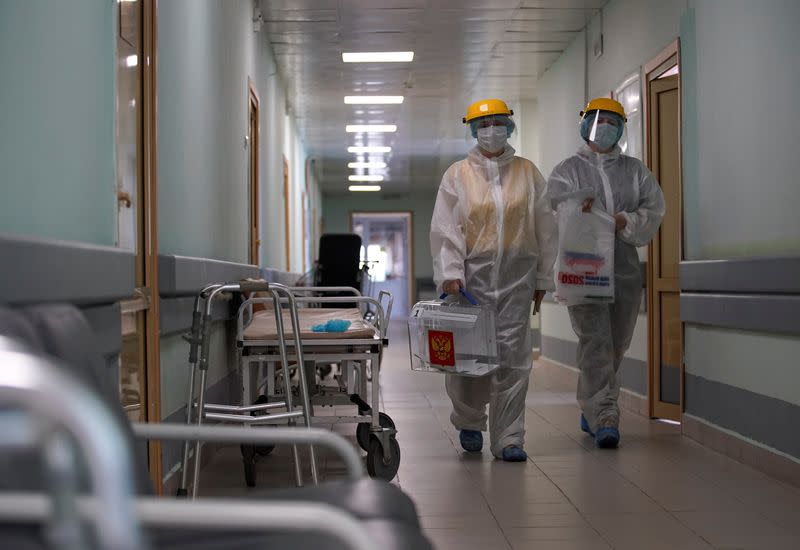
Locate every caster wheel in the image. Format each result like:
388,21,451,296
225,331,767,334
252,395,275,456
366,436,401,481
241,444,257,487
318,364,333,379
356,412,395,452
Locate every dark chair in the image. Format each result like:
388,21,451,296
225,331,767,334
314,234,365,309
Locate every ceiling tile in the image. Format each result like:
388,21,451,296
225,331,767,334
259,0,599,192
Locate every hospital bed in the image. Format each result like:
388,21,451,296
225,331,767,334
0,305,433,550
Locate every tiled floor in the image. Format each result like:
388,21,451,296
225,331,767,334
201,322,800,550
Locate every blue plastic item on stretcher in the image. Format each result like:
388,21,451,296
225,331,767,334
311,319,352,333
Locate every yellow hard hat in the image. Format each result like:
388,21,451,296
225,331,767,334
580,97,627,121
463,98,513,124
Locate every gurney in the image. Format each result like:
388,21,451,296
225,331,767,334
235,286,399,484
177,281,398,495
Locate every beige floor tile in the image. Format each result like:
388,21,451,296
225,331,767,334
504,526,602,544
424,527,512,550
420,514,500,530
510,541,612,550
412,494,492,516
491,503,586,528
494,513,590,529
673,507,793,548
585,511,712,550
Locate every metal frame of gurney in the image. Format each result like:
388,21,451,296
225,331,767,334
178,281,399,495
177,280,319,498
0,336,373,550
235,285,398,482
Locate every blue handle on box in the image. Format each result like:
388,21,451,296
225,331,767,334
439,288,479,306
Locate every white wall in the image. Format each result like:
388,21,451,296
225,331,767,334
157,0,318,270
586,0,688,99
682,0,800,259
158,0,252,262
530,30,588,177
0,0,116,245
678,0,800,458
156,0,319,424
685,326,800,408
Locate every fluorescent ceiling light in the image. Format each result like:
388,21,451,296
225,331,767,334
342,52,414,63
125,55,138,67
349,175,384,182
349,185,382,192
348,161,387,169
348,146,391,153
346,124,397,133
344,96,404,105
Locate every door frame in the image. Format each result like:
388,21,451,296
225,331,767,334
644,39,684,421
349,211,415,310
142,0,163,493
247,79,261,265
283,155,291,270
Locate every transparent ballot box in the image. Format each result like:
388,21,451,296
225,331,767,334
408,300,499,377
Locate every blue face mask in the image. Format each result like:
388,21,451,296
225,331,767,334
590,123,620,150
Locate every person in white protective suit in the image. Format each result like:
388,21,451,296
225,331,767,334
430,99,558,462
548,97,666,448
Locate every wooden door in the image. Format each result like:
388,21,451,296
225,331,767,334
648,71,682,421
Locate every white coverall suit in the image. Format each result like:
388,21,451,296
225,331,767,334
431,144,558,458
548,143,665,432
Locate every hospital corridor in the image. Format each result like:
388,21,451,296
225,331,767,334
1,1,799,549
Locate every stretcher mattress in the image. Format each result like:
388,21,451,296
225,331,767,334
242,308,377,341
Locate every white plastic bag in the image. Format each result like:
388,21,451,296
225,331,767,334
555,197,615,306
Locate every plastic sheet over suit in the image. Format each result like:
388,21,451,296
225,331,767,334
548,143,665,432
431,145,557,457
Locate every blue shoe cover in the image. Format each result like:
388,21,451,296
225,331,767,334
501,446,528,462
459,430,483,452
580,414,594,437
595,426,620,449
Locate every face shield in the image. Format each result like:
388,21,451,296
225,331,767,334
579,110,626,152
466,114,516,153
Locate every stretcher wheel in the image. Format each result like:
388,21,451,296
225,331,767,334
252,395,275,456
318,364,333,379
356,412,395,452
366,436,400,481
241,444,257,487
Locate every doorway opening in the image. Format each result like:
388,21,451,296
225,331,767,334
644,39,683,422
351,212,414,319
248,79,260,265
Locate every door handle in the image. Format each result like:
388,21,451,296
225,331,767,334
117,190,132,208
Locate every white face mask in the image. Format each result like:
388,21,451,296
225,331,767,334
590,122,620,150
476,126,508,154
